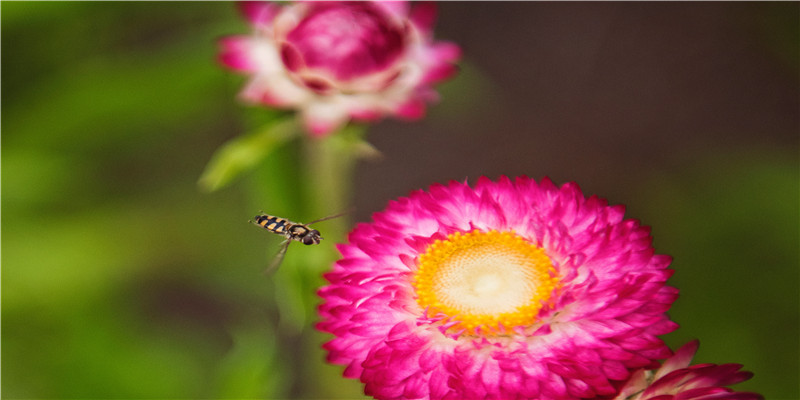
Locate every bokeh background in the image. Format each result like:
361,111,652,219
2,2,797,399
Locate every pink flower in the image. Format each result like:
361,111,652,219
612,341,763,400
219,1,461,137
318,176,679,399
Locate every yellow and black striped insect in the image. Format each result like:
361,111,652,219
253,211,349,273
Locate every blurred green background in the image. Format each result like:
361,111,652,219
2,2,797,399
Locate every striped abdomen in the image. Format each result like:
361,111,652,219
254,214,292,234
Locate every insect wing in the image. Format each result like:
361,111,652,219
305,208,353,225
265,239,291,275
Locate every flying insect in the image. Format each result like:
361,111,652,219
253,211,349,273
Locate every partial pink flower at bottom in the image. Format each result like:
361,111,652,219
219,1,460,137
318,176,679,400
612,340,763,400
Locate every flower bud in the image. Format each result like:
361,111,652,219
220,1,461,136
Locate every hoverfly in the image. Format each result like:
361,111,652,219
253,210,349,273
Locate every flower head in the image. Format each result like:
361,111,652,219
613,340,763,400
219,1,461,136
318,176,679,399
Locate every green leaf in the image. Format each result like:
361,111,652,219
198,117,300,192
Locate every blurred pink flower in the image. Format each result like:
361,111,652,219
612,340,763,400
219,1,461,136
318,176,679,399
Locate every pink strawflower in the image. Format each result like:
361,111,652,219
612,340,763,400
318,176,679,399
219,1,461,136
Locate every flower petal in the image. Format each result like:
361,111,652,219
319,176,680,399
219,1,460,136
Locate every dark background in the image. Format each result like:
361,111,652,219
2,2,797,399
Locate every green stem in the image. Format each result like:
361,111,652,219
296,124,367,399
238,119,368,399
303,131,357,225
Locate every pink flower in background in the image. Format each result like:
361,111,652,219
613,341,763,400
219,1,461,136
318,176,679,399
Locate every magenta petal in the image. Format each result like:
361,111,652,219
279,42,304,72
617,340,763,400
409,1,438,33
403,372,428,399
286,2,405,81
394,98,427,120
421,62,459,86
237,1,279,28
221,0,459,135
318,176,681,400
655,340,699,379
349,108,383,122
217,36,258,72
372,0,410,22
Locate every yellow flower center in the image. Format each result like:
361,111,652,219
413,230,559,335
